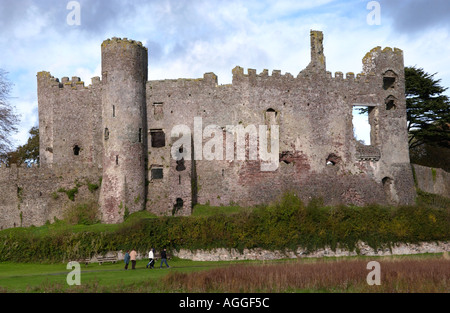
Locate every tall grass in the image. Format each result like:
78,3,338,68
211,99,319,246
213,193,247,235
162,257,450,293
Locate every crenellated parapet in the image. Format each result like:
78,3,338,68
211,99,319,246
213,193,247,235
231,66,296,85
101,37,146,50
230,65,379,89
37,71,101,91
362,46,404,75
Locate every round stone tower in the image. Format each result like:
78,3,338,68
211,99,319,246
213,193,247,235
99,38,148,224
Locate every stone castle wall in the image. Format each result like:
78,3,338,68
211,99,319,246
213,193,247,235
0,164,101,230
0,31,426,229
413,164,450,198
145,40,416,214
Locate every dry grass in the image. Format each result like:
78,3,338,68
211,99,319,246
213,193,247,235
163,257,450,293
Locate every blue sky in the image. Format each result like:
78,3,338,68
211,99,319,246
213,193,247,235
1,0,450,146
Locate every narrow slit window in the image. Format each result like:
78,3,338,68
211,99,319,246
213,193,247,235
104,128,109,141
139,128,142,143
116,155,119,165
113,105,116,118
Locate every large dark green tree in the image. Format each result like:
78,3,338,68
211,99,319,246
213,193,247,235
0,69,19,157
405,66,450,150
406,66,450,171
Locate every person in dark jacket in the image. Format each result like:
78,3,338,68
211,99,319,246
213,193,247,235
159,248,170,268
124,251,130,270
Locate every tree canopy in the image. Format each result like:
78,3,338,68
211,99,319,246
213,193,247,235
1,126,39,166
0,69,19,157
405,66,450,150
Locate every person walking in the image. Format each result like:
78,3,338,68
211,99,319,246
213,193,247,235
146,248,155,269
159,248,170,269
130,249,137,270
124,251,130,270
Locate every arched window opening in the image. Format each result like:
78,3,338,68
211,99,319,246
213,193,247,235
326,153,341,166
385,95,397,111
73,145,81,156
172,198,184,216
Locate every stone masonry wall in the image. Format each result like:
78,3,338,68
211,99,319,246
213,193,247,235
146,32,416,214
413,164,450,198
0,31,420,229
37,72,103,169
0,164,101,230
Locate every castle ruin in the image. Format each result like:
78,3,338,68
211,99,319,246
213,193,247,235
0,31,417,229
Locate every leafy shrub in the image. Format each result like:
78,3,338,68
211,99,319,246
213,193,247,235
64,201,100,226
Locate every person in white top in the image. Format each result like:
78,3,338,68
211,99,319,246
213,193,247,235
146,248,155,269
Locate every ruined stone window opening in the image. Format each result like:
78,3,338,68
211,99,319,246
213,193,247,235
385,95,397,111
73,145,81,156
150,129,166,148
265,108,278,124
151,167,163,180
326,153,341,166
382,177,392,186
382,177,396,203
104,128,109,141
352,105,377,146
153,102,164,120
279,151,294,165
383,70,397,90
172,198,184,216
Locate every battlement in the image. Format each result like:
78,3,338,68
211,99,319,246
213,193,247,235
229,64,379,87
102,37,147,51
149,72,218,88
37,71,101,90
232,66,295,81
363,46,404,74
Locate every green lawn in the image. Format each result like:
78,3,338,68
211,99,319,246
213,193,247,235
0,258,243,293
